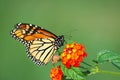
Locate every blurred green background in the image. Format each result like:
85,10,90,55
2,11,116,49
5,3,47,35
0,0,120,80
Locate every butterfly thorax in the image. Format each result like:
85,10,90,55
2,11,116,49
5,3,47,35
54,35,64,49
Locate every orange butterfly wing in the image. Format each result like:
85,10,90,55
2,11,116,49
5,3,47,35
11,23,57,44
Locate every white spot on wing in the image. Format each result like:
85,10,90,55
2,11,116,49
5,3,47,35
30,24,32,26
18,23,21,26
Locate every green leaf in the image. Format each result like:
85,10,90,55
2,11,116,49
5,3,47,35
97,50,120,69
97,50,119,63
61,64,85,80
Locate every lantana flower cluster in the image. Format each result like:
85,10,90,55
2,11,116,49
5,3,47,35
50,43,87,80
50,66,63,80
61,42,87,68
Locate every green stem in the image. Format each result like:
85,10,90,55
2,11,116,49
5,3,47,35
99,70,120,76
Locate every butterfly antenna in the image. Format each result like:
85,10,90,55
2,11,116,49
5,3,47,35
64,28,78,39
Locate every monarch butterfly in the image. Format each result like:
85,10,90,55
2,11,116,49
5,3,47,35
10,23,64,65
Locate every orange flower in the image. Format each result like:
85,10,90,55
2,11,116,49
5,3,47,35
61,42,87,68
50,66,63,80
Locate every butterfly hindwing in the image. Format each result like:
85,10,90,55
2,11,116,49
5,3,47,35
26,38,57,65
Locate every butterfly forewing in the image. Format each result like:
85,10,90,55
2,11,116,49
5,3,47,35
11,23,57,44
